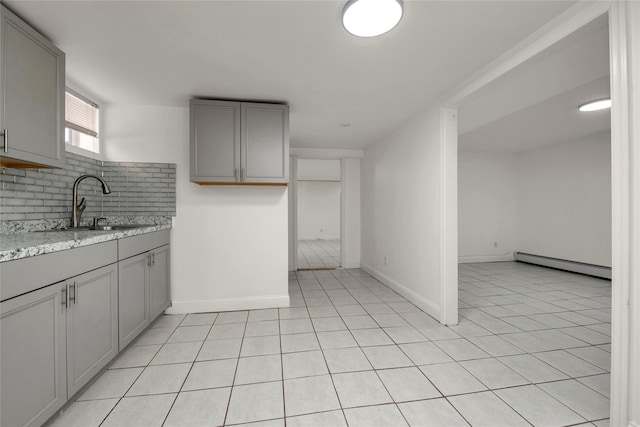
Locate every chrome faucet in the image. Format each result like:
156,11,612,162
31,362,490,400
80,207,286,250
71,175,111,228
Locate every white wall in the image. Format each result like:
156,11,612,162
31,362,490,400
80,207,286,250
103,104,289,313
297,158,341,181
342,157,361,269
458,151,517,262
516,131,611,267
297,181,340,240
361,107,443,320
458,132,611,267
296,159,341,240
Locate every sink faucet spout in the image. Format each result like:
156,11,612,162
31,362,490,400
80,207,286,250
71,175,111,228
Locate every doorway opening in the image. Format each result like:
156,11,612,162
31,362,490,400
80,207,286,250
453,12,613,425
296,158,342,270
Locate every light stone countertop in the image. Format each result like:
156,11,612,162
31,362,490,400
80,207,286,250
0,224,171,263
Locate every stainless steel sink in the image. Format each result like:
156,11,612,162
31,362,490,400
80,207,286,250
88,224,154,231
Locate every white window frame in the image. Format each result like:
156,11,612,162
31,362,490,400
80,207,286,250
64,87,102,158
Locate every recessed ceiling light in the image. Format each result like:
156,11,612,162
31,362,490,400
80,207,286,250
578,98,611,112
342,0,403,38
340,123,352,127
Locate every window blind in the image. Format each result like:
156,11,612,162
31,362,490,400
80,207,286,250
65,90,99,137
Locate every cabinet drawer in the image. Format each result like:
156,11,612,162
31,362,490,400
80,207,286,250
118,230,170,260
0,241,117,302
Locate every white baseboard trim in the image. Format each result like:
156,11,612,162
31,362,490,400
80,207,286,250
458,254,515,263
514,252,611,279
361,263,441,321
299,236,341,241
165,295,290,314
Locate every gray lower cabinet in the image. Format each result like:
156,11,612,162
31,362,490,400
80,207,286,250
0,263,118,427
190,99,289,184
0,231,170,426
0,284,66,427
118,252,150,350
65,264,118,397
149,244,170,320
118,231,171,350
0,4,65,169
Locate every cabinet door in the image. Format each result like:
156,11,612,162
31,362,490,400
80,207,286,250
149,244,170,320
190,99,241,183
66,264,118,397
0,5,65,169
118,252,150,350
1,284,66,427
241,103,289,183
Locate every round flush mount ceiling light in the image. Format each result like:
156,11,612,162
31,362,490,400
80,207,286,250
578,98,611,112
342,0,403,37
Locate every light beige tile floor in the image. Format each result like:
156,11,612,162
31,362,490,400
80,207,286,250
50,262,611,426
297,239,341,269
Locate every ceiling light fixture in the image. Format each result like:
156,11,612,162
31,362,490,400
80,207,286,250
342,0,403,38
578,98,611,112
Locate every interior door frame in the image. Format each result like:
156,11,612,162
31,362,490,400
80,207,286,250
290,156,344,271
440,1,637,424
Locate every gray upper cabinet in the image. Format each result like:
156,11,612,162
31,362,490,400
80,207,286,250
190,99,289,185
242,103,289,183
0,5,65,169
190,100,240,183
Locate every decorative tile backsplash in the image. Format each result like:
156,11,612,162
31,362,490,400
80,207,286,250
102,162,176,217
0,152,176,222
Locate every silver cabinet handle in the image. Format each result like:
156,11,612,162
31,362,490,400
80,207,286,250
70,282,77,305
61,285,68,307
147,253,152,266
1,129,7,153
152,252,155,266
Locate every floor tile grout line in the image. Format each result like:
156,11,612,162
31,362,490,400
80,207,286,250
279,301,287,426
299,276,351,426
96,360,150,426
158,317,216,425
67,264,611,426
221,315,250,426
94,316,188,425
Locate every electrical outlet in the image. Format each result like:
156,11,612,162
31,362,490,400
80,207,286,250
494,242,498,248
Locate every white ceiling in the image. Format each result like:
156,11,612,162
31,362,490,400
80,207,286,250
458,15,610,152
5,0,577,150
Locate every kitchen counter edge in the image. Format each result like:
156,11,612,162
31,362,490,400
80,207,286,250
0,224,172,262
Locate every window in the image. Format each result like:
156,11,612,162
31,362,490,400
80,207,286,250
65,89,100,153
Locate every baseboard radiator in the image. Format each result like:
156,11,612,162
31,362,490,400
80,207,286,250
514,252,611,280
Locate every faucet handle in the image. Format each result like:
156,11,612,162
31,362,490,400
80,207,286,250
76,197,86,220
93,217,108,227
